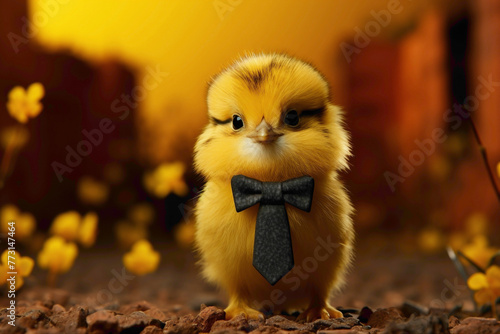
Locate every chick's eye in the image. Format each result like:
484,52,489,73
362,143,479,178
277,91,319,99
284,110,299,126
232,115,244,130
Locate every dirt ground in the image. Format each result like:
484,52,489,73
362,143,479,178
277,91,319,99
1,240,499,333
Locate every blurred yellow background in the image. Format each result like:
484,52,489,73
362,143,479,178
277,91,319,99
0,0,497,245
0,0,499,316
30,0,456,164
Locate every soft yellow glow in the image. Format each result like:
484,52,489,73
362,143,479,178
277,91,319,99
0,204,36,241
143,161,188,198
50,211,80,241
461,235,499,270
123,239,160,276
50,210,99,246
468,265,500,310
77,176,109,206
115,220,148,249
78,212,99,248
29,0,447,163
0,250,34,289
6,82,44,124
37,236,78,274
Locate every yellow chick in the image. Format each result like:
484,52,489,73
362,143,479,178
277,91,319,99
194,53,354,321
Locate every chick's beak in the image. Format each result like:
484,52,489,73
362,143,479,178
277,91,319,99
247,119,282,144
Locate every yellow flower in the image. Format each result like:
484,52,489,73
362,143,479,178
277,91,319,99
417,227,445,254
448,232,468,251
37,236,78,274
123,240,160,276
465,212,489,238
128,202,155,226
77,176,109,206
468,265,500,310
174,219,196,248
78,212,98,247
0,204,36,241
6,83,44,123
115,221,148,249
1,204,19,233
50,211,98,246
143,162,189,198
0,126,29,150
461,235,498,269
0,250,34,289
15,212,36,241
50,211,80,241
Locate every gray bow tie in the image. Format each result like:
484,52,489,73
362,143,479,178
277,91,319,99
231,175,315,285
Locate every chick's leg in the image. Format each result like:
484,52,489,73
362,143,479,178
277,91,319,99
297,303,343,322
225,295,264,320
297,294,343,322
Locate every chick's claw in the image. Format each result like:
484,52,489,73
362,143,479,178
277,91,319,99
297,305,343,322
224,305,264,320
326,306,344,319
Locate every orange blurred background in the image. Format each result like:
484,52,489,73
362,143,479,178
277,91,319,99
0,0,499,251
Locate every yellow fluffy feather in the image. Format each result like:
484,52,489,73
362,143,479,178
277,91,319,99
194,53,354,321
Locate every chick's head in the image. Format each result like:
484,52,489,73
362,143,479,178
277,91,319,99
195,54,350,182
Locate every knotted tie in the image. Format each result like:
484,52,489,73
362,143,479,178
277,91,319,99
231,175,315,285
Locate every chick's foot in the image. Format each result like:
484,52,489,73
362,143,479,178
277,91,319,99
297,304,343,322
224,304,264,320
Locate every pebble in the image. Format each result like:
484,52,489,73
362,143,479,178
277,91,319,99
266,315,308,331
366,307,405,328
86,309,119,334
193,306,226,332
51,304,66,314
117,311,158,333
119,300,154,314
357,306,373,323
144,307,168,322
448,315,460,329
164,314,199,334
211,314,259,332
50,306,87,332
450,317,500,334
141,325,165,334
